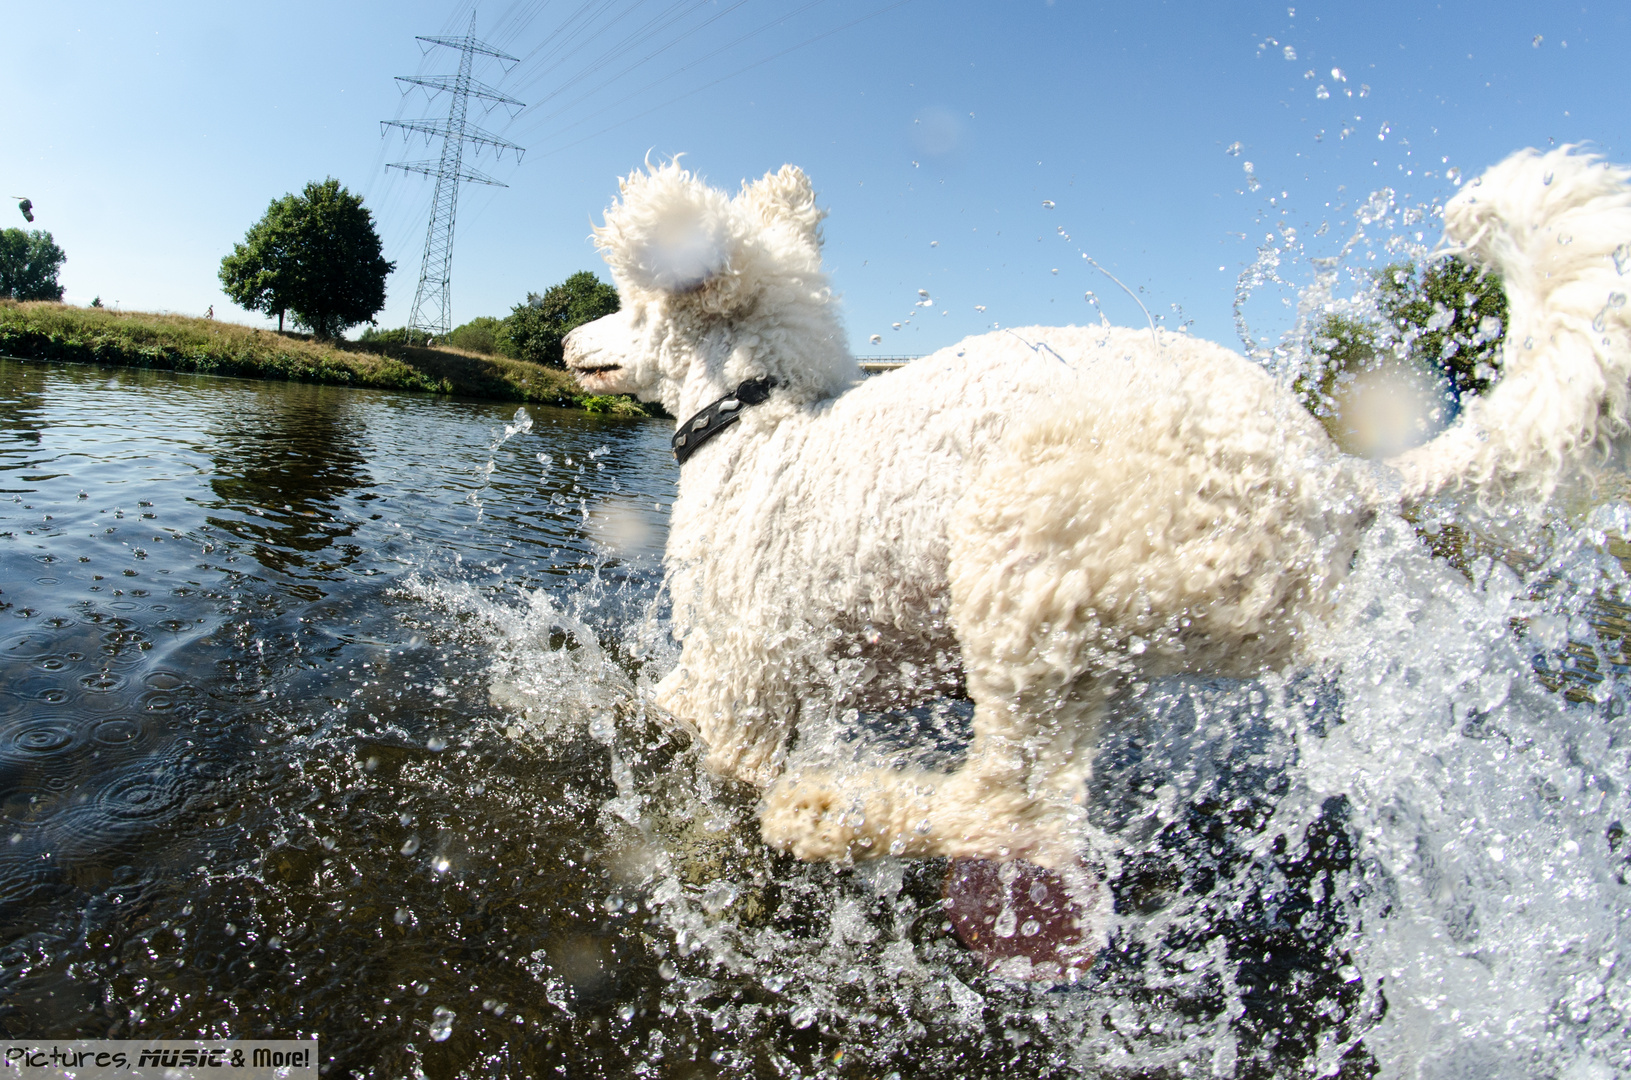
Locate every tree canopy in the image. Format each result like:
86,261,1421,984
498,271,620,368
1300,255,1508,418
444,315,505,356
0,228,66,301
219,179,394,339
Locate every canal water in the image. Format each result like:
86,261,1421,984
2,355,1630,1078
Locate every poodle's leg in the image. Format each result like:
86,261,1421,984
757,671,1113,868
654,634,798,788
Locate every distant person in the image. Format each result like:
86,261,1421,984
205,305,214,320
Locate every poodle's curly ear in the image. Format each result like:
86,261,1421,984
738,165,826,247
594,162,738,293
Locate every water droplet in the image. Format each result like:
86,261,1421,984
658,959,678,980
1315,84,1330,99
1591,292,1627,332
1051,268,1059,275
1243,160,1255,174
929,240,938,247
1447,166,1462,185
432,856,451,874
1532,34,1543,47
1358,83,1370,98
1524,336,1535,349
1331,67,1346,81
1042,199,1056,208
1559,234,1573,245
993,907,1017,938
1020,918,1042,937
1544,170,1555,185
790,1005,817,1029
1614,243,1631,275
429,1006,455,1042
426,736,447,752
395,907,411,925
1283,45,1297,60
1029,881,1049,904
975,304,986,313
869,334,882,344
617,1003,635,1022
891,322,901,330
864,624,882,645
1378,122,1391,141
400,835,421,856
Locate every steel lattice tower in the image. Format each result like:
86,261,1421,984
384,13,525,341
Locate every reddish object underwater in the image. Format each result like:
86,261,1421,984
943,858,1103,980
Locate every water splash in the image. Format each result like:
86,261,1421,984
468,407,536,523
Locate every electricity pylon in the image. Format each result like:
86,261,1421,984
384,13,524,341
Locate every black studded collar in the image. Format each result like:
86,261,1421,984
671,377,777,465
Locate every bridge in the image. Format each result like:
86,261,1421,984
858,356,915,375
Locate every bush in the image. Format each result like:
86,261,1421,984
357,326,414,351
444,315,505,356
498,271,619,368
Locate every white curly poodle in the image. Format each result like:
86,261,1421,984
564,147,1631,871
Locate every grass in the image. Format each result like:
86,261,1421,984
0,301,657,417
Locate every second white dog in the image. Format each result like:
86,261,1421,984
565,147,1631,869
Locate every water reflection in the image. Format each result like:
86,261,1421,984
203,387,372,574
0,361,46,452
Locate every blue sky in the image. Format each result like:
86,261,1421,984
6,1,1627,357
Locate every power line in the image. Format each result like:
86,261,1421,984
530,0,911,158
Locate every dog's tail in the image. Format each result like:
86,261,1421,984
1387,146,1631,502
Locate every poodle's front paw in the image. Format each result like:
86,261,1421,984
759,774,868,862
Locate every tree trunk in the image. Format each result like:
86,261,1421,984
277,309,284,333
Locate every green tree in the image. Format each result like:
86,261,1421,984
1300,255,1508,416
1377,257,1508,397
219,179,394,339
498,271,620,368
444,315,505,356
0,228,66,301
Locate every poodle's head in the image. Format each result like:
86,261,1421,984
565,161,852,415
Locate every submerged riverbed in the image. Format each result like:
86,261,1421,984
2,355,1631,1078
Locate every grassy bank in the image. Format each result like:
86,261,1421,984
0,301,655,416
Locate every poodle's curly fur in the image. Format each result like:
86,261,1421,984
565,148,1631,868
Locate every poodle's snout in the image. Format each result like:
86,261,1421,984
564,310,632,382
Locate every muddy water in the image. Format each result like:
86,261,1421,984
2,355,1630,1079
